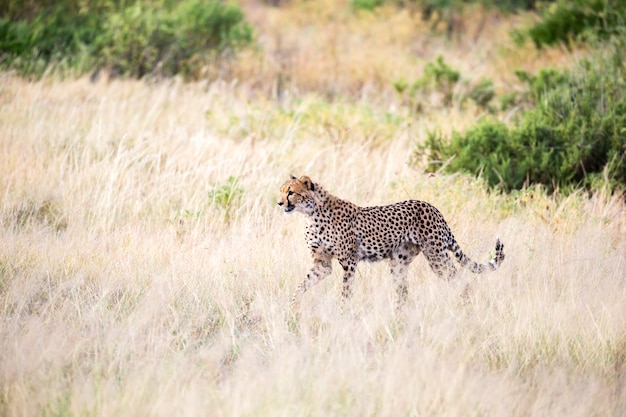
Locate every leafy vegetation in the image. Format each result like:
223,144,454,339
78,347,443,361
0,0,253,79
208,176,244,219
413,55,461,106
352,0,385,12
394,55,495,112
354,0,543,14
416,43,626,193
516,0,626,49
410,0,626,194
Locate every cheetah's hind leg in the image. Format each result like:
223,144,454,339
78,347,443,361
390,242,421,305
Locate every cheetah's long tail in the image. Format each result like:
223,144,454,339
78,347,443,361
450,238,505,273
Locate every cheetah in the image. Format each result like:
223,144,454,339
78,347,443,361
278,175,505,305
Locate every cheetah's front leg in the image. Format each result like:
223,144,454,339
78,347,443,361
291,255,332,308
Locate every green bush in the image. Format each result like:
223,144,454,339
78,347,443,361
421,117,579,191
0,5,101,76
497,68,570,111
394,55,460,110
465,78,495,110
0,0,253,79
416,45,626,193
396,56,495,111
208,176,244,221
414,55,460,98
391,0,546,27
98,4,165,78
390,0,543,12
517,0,626,49
352,0,385,12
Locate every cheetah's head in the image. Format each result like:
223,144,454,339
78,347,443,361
278,175,316,214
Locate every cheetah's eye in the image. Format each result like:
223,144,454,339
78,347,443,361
287,190,294,197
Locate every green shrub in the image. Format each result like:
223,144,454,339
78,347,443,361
414,55,460,93
465,78,495,110
397,56,495,111
416,45,626,193
352,0,385,12
397,55,461,109
0,0,121,21
98,4,165,78
0,0,253,79
172,0,252,78
0,5,101,76
390,0,543,13
516,0,626,49
497,68,570,111
208,176,244,212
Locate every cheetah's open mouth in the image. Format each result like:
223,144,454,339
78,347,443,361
284,205,295,213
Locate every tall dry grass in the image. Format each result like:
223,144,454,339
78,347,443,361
1,72,624,417
233,0,575,100
1,3,625,415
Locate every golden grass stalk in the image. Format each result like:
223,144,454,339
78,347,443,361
0,5,623,413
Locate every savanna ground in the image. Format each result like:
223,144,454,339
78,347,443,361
1,1,625,416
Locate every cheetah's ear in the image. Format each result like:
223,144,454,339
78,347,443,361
290,174,297,180
299,175,315,191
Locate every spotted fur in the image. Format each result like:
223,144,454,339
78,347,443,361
278,175,505,305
